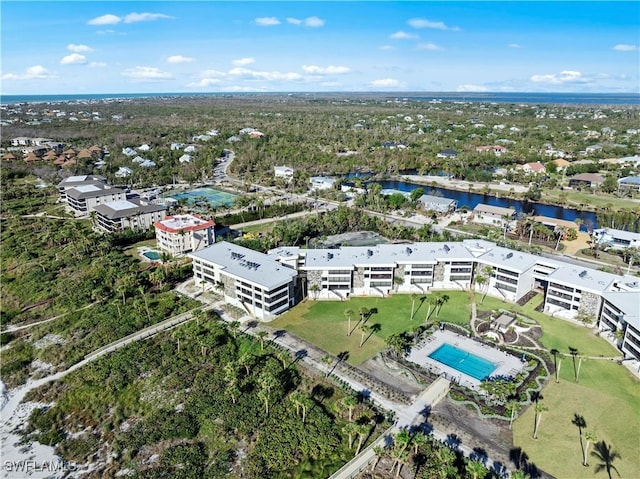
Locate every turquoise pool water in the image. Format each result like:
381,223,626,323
429,343,497,381
143,251,161,261
166,187,237,207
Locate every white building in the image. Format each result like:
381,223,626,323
310,176,337,190
93,200,167,233
592,228,640,249
65,184,127,216
57,175,107,202
416,194,457,214
155,214,216,256
190,242,298,320
472,204,516,227
274,165,294,180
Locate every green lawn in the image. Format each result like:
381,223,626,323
513,360,640,479
270,291,472,365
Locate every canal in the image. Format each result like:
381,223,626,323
372,179,600,230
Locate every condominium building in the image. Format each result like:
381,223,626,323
154,214,216,256
93,200,167,233
57,174,107,202
65,184,127,216
189,242,298,320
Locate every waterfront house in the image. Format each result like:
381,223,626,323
416,194,457,214
569,173,604,188
155,214,216,256
518,162,546,174
471,204,516,227
475,145,507,156
310,176,337,190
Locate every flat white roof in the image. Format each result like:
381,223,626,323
107,200,138,211
190,241,297,290
602,291,640,330
547,266,618,293
74,184,101,193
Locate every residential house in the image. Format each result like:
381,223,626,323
617,176,640,192
592,228,640,249
416,194,457,214
115,167,133,178
274,166,294,180
190,241,298,320
475,145,507,156
568,173,604,188
518,162,546,174
93,199,167,233
471,204,516,227
552,158,571,172
154,214,216,256
437,148,458,158
122,147,137,156
310,176,337,190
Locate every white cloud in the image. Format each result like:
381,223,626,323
167,55,195,64
1,65,56,80
304,16,325,27
232,57,255,67
286,16,324,27
457,84,488,92
379,45,394,51
228,67,303,81
390,31,418,40
508,43,521,49
88,12,171,25
88,62,107,68
530,70,587,85
369,78,401,88
88,14,121,25
67,44,93,52
612,44,638,51
124,12,172,23
255,17,280,26
408,18,458,31
60,53,87,65
121,66,173,82
302,65,351,74
187,78,222,88
417,43,442,51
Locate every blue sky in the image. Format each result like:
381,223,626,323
1,1,639,94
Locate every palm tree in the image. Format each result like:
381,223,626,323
344,308,354,336
309,283,320,299
583,430,597,467
256,330,268,350
511,471,531,479
258,372,279,416
436,293,449,318
550,348,561,382
466,460,489,479
410,294,419,320
343,422,359,449
507,400,522,430
359,324,371,347
591,441,621,479
354,423,371,455
475,273,487,303
228,320,241,339
569,346,580,382
341,395,358,422
371,445,385,473
532,402,548,439
359,306,370,324
424,294,436,322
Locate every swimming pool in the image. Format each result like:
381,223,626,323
429,343,497,381
166,187,237,207
143,250,161,261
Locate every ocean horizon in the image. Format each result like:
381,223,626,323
1,91,639,106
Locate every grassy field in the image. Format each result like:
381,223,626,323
513,359,640,479
542,188,640,211
269,291,472,365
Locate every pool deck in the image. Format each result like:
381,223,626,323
406,330,524,391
